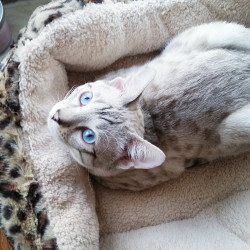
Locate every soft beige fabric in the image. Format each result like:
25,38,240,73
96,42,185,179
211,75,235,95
18,0,250,249
96,154,250,235
100,190,250,250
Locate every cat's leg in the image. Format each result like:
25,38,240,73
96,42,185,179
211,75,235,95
219,103,250,148
185,158,209,168
164,22,250,54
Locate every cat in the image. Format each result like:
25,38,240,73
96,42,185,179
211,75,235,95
48,22,250,191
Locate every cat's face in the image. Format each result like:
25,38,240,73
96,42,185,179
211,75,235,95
47,67,165,177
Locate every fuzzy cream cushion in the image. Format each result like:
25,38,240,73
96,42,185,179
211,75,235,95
17,0,250,249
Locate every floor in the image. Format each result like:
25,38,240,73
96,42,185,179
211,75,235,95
1,0,50,247
0,0,50,60
0,230,11,250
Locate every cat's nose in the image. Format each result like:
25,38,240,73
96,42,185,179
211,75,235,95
52,110,59,123
51,107,80,126
51,109,72,126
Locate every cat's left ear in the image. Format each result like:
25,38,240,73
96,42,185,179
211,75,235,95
109,67,156,104
116,135,166,170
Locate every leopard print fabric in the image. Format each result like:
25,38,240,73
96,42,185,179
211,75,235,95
15,0,103,49
0,53,53,249
0,0,104,249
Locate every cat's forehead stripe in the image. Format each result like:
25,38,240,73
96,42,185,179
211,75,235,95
96,108,123,122
99,106,113,111
99,117,123,125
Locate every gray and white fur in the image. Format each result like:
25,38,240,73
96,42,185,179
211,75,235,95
48,22,250,190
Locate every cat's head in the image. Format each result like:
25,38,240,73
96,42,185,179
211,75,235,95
47,67,165,177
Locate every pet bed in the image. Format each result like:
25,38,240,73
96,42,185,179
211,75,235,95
0,0,250,249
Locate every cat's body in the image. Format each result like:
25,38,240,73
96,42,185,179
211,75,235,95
48,22,250,190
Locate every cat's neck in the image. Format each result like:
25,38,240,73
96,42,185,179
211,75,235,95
140,97,162,147
139,85,178,149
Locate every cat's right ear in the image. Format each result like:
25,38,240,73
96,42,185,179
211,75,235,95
116,135,166,170
109,67,156,104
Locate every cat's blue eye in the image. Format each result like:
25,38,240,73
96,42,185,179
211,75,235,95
82,128,95,144
80,92,93,106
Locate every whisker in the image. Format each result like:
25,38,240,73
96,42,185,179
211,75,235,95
98,131,111,155
64,85,77,99
56,92,63,102
106,130,120,147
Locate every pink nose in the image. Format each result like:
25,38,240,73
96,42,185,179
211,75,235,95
52,110,59,122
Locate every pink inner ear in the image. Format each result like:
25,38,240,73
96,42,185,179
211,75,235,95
115,82,124,91
110,77,125,91
116,155,135,170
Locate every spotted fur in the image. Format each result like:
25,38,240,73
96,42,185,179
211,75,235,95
0,55,59,249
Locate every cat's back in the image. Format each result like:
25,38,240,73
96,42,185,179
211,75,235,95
146,48,250,117
142,48,250,159
150,22,250,101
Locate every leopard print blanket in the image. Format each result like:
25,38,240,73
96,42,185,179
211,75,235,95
0,1,104,249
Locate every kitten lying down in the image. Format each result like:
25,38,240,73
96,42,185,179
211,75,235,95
48,22,250,191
